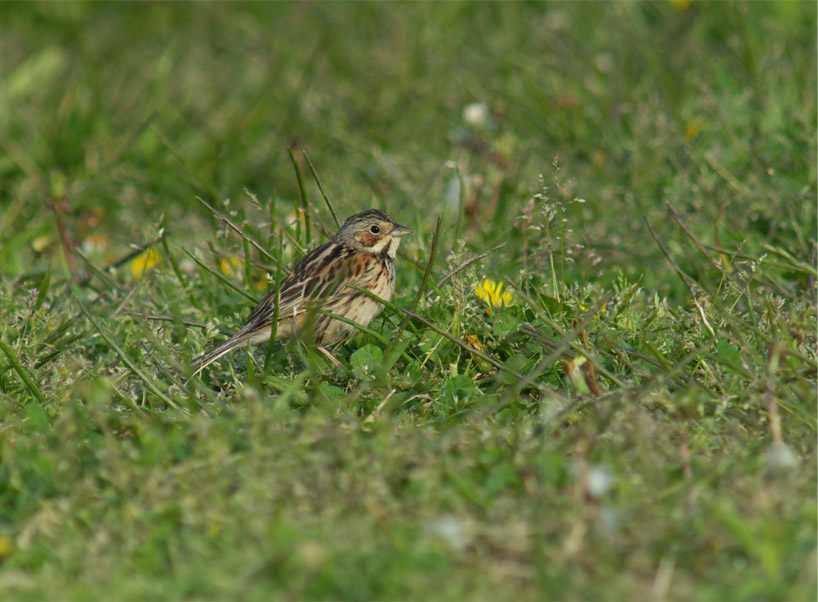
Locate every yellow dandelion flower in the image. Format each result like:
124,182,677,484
131,247,162,280
475,279,513,316
669,0,691,10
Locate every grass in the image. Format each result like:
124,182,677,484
0,1,815,599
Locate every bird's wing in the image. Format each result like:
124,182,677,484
241,241,354,333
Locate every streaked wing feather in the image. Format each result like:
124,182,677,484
241,241,354,333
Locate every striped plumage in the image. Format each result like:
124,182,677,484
192,209,410,372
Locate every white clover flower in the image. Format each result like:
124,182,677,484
585,465,614,499
425,516,471,552
462,102,489,127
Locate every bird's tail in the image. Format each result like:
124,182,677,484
191,330,255,374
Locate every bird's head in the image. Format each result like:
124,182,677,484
335,209,411,259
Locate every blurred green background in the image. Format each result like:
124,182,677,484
0,2,815,600
2,1,814,292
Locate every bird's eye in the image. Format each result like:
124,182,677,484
369,225,380,234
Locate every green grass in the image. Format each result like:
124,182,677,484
0,1,815,599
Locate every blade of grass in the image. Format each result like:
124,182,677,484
196,196,278,264
183,248,259,303
51,233,166,312
264,232,284,371
645,216,719,339
34,330,88,369
454,163,465,242
71,290,184,412
73,249,127,293
132,323,219,415
384,215,442,359
150,125,220,200
267,190,278,250
0,338,45,404
34,269,52,312
628,338,716,401
647,217,770,369
760,243,818,278
665,201,760,327
600,334,699,386
509,283,624,388
665,201,724,272
427,242,507,299
288,148,311,247
417,310,547,391
161,236,202,311
302,149,340,229
241,207,253,288
644,217,698,294
375,301,550,394
124,312,233,335
110,260,162,318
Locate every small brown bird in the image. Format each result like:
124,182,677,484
192,209,411,372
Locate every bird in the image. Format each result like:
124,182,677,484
192,209,411,372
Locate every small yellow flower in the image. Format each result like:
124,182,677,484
669,0,690,10
475,279,513,315
219,257,240,277
131,247,162,280
207,522,222,538
464,334,492,371
685,116,706,139
464,334,483,353
578,302,607,321
31,234,52,253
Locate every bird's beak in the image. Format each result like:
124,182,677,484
391,224,412,238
